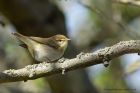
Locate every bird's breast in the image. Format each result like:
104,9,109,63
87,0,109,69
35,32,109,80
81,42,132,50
33,44,63,62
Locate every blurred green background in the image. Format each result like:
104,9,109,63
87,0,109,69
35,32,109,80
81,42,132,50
0,0,140,93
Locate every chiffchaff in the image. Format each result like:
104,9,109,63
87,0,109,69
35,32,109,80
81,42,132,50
12,32,70,62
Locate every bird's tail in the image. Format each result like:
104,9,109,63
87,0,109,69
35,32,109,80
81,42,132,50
12,32,25,38
12,32,33,46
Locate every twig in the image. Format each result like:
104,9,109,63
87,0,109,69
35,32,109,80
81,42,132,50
114,0,140,7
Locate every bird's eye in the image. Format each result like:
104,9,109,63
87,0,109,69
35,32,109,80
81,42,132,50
58,40,62,42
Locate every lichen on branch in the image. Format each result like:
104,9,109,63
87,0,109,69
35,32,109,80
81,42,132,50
0,40,140,83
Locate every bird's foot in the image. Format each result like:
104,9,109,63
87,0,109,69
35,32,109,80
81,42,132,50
77,52,85,59
58,57,67,63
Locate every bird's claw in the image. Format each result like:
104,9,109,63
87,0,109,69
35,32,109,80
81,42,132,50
77,52,85,59
58,57,67,63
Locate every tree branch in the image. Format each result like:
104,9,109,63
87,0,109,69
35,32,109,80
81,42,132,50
0,40,140,83
78,1,140,39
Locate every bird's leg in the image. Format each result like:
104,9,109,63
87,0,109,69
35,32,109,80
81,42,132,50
45,57,52,63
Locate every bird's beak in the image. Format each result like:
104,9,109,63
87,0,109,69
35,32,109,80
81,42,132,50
67,38,71,41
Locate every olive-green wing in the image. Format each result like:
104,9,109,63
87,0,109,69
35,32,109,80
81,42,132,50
29,36,59,49
29,36,48,44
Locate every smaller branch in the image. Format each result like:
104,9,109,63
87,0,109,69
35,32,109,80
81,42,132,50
0,40,140,83
78,1,140,39
114,0,140,7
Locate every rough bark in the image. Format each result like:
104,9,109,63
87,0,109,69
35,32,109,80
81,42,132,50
0,40,139,83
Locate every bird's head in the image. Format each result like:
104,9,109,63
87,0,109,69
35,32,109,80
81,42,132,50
52,34,70,50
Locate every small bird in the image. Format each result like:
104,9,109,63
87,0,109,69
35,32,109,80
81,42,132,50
12,32,70,62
